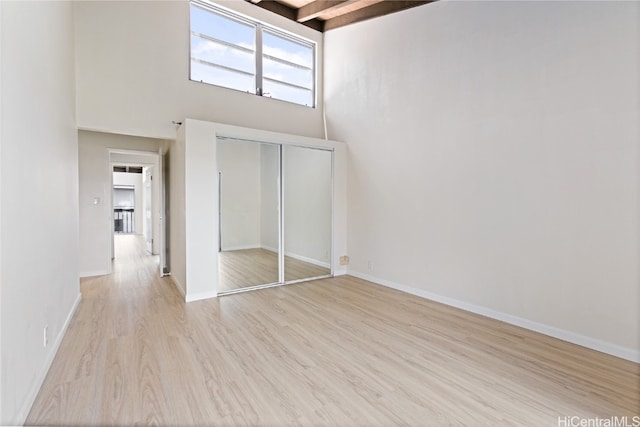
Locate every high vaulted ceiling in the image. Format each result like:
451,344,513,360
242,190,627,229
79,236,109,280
246,0,436,32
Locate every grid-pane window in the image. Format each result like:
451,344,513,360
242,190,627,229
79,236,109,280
190,4,256,93
190,2,316,108
262,30,314,107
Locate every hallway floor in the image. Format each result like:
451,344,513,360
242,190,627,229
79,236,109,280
26,235,639,425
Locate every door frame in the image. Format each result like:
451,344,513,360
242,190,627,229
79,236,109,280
108,149,166,277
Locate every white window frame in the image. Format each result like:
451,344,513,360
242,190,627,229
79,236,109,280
190,1,316,108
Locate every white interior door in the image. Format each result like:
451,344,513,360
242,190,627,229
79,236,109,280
143,167,153,253
157,147,166,276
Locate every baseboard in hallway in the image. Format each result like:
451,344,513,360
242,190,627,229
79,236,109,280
16,292,81,426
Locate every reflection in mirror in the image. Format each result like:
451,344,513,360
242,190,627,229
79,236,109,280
217,139,280,292
284,146,332,282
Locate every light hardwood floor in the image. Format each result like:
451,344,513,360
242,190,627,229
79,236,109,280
218,248,331,293
27,235,639,426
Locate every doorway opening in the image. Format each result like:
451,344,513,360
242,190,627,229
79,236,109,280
113,165,141,235
109,149,168,277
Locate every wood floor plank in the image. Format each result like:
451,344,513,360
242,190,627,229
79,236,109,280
219,248,330,292
25,234,640,426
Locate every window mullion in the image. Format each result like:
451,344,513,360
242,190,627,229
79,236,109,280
255,25,263,96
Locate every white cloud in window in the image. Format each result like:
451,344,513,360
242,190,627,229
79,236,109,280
263,45,312,68
192,39,225,56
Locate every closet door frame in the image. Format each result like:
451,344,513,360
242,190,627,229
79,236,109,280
216,135,334,296
282,144,334,285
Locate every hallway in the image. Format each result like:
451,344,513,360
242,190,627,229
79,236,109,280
113,234,157,273
103,234,164,296
27,234,182,424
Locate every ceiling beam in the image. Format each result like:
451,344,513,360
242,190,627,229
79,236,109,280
323,0,435,31
297,0,357,23
246,0,438,32
245,0,324,32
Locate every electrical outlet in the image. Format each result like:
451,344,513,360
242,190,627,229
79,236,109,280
339,255,349,265
367,260,374,271
43,325,48,348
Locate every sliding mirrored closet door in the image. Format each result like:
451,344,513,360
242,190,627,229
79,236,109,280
283,145,332,283
217,137,333,295
217,139,280,293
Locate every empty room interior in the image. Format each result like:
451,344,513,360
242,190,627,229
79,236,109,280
1,0,639,425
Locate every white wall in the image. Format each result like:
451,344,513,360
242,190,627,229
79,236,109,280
169,127,186,296
113,172,144,234
142,168,152,244
0,1,4,418
325,1,640,361
78,130,163,276
184,120,218,301
0,1,80,424
177,119,347,301
74,0,325,141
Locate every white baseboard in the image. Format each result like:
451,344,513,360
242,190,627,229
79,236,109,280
260,246,330,269
167,274,215,303
16,293,82,425
79,269,111,278
186,290,217,302
170,275,186,299
286,252,330,269
333,266,348,276
222,244,261,252
261,245,278,254
349,270,640,363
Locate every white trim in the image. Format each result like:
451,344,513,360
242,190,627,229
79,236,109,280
108,148,162,273
17,293,82,424
220,245,329,264
170,275,186,299
349,271,640,363
218,280,283,297
284,251,330,269
261,245,330,269
186,290,218,302
222,244,261,252
108,148,160,160
79,269,111,278
261,245,278,254
333,267,347,276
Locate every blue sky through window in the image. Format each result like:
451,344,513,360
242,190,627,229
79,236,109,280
191,5,254,48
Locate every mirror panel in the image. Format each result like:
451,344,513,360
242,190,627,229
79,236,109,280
283,145,332,282
217,140,280,292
